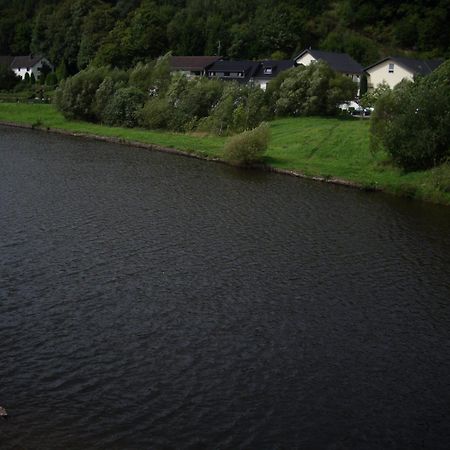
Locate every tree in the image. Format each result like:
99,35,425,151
275,61,357,116
0,64,20,90
223,122,271,165
54,66,108,120
102,86,146,127
370,60,450,171
359,74,368,96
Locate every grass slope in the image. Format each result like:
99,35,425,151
0,103,448,205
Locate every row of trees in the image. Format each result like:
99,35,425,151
1,0,449,76
54,55,357,135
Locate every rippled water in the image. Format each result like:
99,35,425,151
1,125,450,449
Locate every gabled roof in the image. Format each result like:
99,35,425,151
207,60,261,82
171,56,222,72
295,49,364,74
364,56,444,75
252,60,296,79
10,54,45,69
0,55,14,67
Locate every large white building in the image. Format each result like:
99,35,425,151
364,56,443,90
294,49,364,85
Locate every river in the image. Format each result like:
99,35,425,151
1,125,450,449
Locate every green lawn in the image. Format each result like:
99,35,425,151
0,103,448,205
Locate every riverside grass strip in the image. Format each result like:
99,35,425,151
0,103,448,205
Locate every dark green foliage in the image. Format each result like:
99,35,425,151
2,0,449,73
0,64,20,90
320,31,380,67
44,72,57,86
30,73,36,84
370,60,450,171
359,74,368,96
223,122,271,165
275,62,357,116
102,86,145,127
38,62,52,83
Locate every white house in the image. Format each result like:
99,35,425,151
9,54,53,80
294,49,364,86
364,56,443,90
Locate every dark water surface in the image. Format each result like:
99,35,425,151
1,126,450,450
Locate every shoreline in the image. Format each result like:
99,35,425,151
0,103,448,206
0,120,370,191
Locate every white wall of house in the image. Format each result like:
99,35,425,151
366,59,414,90
295,52,316,66
13,58,53,80
254,79,269,90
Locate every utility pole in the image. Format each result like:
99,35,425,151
217,40,221,56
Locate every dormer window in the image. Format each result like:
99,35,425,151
388,63,394,73
264,67,273,75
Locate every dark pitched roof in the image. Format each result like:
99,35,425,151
170,56,222,71
252,60,296,79
207,60,261,82
0,55,14,67
364,56,444,75
295,49,364,74
10,54,45,69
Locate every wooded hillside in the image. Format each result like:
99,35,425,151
1,0,448,74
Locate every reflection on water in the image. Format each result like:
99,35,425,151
1,126,450,449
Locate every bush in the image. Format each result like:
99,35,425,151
223,122,271,165
165,75,224,131
360,82,391,108
370,60,450,171
275,61,357,116
54,67,108,120
102,86,146,127
138,97,171,129
94,77,116,122
200,83,270,135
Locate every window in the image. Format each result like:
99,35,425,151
264,67,272,75
388,63,394,73
224,72,230,77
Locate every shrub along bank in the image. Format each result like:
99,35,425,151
54,55,356,136
0,102,449,205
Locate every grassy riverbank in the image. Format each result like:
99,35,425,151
0,102,448,205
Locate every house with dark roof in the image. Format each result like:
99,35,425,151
170,56,222,77
206,60,260,83
252,60,295,90
364,56,444,90
294,49,364,86
1,54,53,80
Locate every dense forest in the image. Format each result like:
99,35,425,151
0,0,449,74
